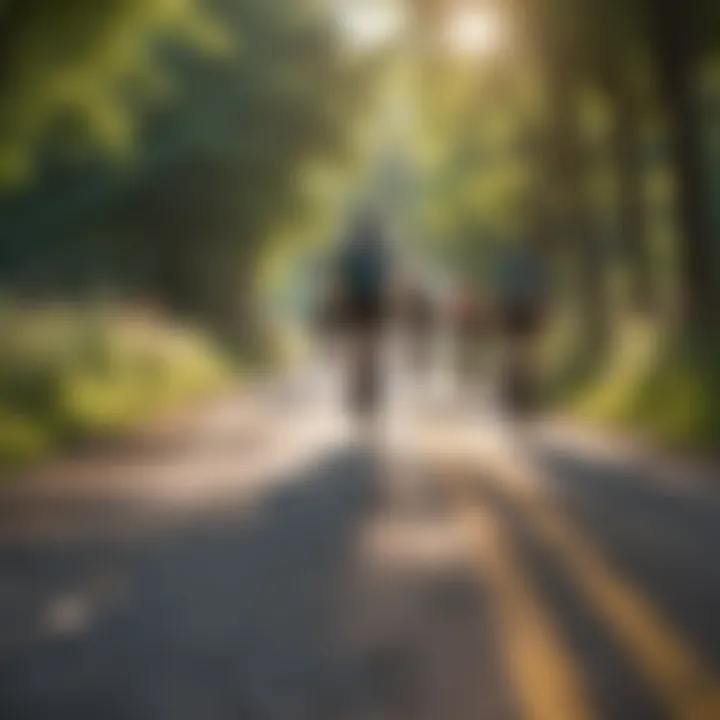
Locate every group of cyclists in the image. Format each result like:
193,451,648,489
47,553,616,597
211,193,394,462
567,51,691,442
317,206,548,419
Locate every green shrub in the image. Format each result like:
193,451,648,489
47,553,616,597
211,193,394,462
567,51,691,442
0,411,52,467
557,321,720,453
0,302,230,470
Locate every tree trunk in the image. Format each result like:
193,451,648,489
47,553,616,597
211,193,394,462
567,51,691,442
652,0,715,329
548,70,611,349
606,72,656,313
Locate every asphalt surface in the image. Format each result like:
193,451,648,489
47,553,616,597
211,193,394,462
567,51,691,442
0,372,719,720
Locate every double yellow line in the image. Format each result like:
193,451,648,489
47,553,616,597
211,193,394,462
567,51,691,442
442,450,720,720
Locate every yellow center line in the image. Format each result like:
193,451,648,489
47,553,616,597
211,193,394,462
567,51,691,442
445,469,594,720
465,448,720,720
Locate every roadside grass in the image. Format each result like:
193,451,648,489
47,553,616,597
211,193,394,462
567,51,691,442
0,302,231,470
546,319,720,454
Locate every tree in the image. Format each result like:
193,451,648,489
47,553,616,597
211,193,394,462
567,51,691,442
0,0,386,341
0,0,224,189
649,0,716,328
111,0,384,336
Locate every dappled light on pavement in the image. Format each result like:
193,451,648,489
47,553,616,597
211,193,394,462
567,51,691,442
1,370,719,719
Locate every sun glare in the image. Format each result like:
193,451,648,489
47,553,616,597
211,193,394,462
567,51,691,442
337,2,405,50
445,9,504,56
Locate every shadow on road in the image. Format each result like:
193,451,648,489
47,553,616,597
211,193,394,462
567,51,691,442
469,469,666,720
0,446,381,719
531,444,720,670
0,439,522,720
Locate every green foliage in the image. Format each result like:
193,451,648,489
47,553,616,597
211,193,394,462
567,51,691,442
0,0,227,188
0,302,229,469
123,0,382,315
0,0,386,341
568,324,720,452
0,0,718,455
408,0,719,450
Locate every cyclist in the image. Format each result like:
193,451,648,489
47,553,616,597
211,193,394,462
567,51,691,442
454,283,492,389
402,276,437,377
493,242,548,416
332,209,393,419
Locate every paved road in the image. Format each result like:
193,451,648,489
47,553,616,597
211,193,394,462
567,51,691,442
0,374,719,720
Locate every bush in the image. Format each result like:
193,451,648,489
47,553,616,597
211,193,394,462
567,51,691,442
0,302,230,469
558,321,720,453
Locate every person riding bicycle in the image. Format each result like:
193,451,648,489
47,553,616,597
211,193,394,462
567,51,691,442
493,241,548,414
332,209,393,416
453,283,492,387
401,275,436,376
